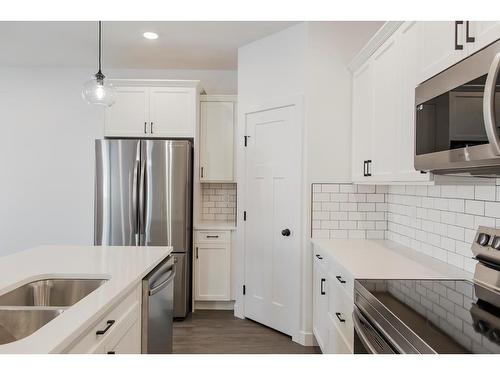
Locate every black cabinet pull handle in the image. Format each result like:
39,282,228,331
150,122,154,134
206,235,219,238
315,254,323,260
455,21,464,50
466,21,475,43
363,160,368,176
107,351,116,354
96,320,115,335
320,278,326,295
366,160,372,177
144,122,147,134
281,229,291,236
201,167,204,178
335,312,346,323
336,275,346,284
196,247,199,259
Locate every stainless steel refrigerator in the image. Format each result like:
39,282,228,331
94,139,192,318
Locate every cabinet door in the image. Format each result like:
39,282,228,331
105,87,149,137
396,22,432,182
419,21,467,83
467,21,500,54
312,257,329,352
200,101,235,182
149,87,196,137
351,61,373,182
370,35,399,180
104,320,141,354
194,243,230,301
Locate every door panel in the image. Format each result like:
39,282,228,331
194,244,230,301
141,140,192,251
244,104,301,336
468,21,500,54
200,101,235,182
94,139,140,246
104,87,149,137
149,87,195,137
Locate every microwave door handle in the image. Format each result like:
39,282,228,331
483,52,500,155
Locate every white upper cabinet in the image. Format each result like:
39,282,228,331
149,87,196,137
351,62,373,182
418,21,467,83
466,21,500,54
105,86,149,137
370,36,399,181
104,80,200,138
199,96,236,182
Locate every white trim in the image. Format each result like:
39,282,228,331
200,94,237,102
109,78,204,92
293,330,318,347
348,21,404,73
194,300,235,310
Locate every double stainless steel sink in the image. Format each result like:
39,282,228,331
0,278,107,345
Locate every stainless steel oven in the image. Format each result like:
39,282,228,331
415,38,500,175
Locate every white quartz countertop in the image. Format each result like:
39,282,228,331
0,245,171,354
194,221,237,230
311,239,473,280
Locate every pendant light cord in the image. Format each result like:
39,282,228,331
96,21,104,80
98,21,102,73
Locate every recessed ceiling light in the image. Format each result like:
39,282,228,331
143,32,159,40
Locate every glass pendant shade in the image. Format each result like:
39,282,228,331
82,75,116,107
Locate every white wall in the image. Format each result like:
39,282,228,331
0,67,236,257
236,22,358,345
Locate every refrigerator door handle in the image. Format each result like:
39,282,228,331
139,159,146,244
132,159,140,246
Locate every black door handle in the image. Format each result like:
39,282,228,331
335,312,346,323
320,278,326,295
281,229,291,236
315,254,323,260
466,21,475,43
336,275,346,284
455,21,464,50
96,320,115,335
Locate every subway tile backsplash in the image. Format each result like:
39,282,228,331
201,183,236,222
311,181,500,274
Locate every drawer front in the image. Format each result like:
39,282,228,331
328,280,354,348
64,285,141,353
328,258,354,300
327,315,353,354
195,230,229,243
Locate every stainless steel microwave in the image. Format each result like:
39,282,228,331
415,39,500,175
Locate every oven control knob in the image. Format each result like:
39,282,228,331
491,236,500,250
489,329,500,343
477,233,491,246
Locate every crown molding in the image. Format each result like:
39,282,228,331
348,21,405,73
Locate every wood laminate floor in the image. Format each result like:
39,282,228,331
173,310,321,354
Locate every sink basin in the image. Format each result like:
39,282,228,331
0,279,107,307
0,308,64,345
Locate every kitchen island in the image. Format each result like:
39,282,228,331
0,245,171,354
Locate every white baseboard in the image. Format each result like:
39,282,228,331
194,300,235,310
293,330,318,347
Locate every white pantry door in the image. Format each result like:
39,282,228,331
244,104,301,336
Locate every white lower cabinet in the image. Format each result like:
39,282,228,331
63,285,141,354
194,230,231,301
312,248,354,354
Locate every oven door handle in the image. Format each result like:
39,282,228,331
353,308,395,354
483,52,500,155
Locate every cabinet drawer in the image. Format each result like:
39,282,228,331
64,285,141,353
195,230,229,243
327,316,353,354
328,258,354,300
328,281,354,348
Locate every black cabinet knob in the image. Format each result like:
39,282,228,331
281,229,291,236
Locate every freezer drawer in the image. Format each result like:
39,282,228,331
172,253,189,318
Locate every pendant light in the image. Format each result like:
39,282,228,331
82,21,116,107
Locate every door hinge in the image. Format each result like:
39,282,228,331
244,135,249,147
243,285,246,295
243,211,247,221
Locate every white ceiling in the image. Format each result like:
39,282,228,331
0,21,383,70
